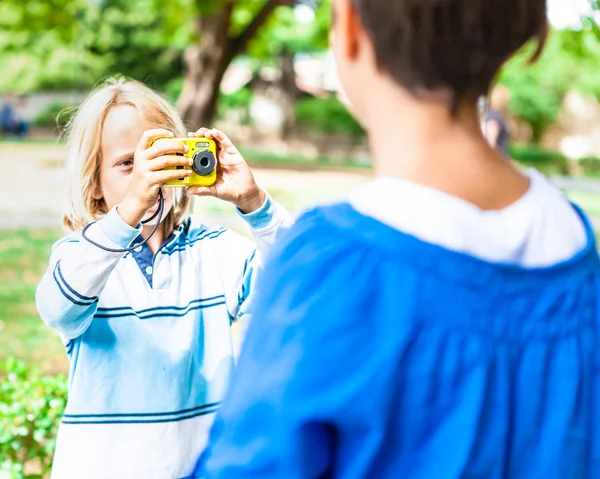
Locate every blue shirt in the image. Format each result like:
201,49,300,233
195,202,600,479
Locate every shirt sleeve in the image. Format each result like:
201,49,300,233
236,190,294,257
218,192,294,322
35,207,142,341
193,210,391,478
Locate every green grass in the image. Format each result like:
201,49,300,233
240,146,369,171
565,190,600,218
0,229,66,373
0,137,62,146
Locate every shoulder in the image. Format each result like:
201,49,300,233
269,202,395,266
257,203,400,309
51,231,82,252
167,217,228,248
247,204,428,346
161,216,253,256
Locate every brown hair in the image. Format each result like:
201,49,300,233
350,0,548,110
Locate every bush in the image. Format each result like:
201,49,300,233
509,144,600,177
163,80,253,124
32,103,77,130
509,144,569,175
0,358,67,479
577,156,600,178
295,96,365,136
164,77,184,104
218,87,253,124
219,87,253,113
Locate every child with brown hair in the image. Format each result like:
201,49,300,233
196,1,600,478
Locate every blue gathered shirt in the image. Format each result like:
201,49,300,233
194,201,600,479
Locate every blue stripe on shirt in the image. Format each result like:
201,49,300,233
160,229,228,256
56,262,99,302
62,403,220,425
236,250,257,311
53,238,80,249
63,402,221,419
52,263,98,307
94,296,226,319
97,295,225,314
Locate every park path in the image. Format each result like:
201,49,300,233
0,142,370,230
2,141,600,229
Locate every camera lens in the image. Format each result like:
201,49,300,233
192,150,216,176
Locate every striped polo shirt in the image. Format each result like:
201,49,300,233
36,194,291,479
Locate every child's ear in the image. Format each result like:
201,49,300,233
335,0,361,61
92,187,103,201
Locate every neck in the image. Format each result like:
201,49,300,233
142,222,166,255
362,80,529,210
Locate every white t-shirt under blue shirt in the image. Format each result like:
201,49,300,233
348,168,587,266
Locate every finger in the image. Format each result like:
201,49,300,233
138,129,175,151
208,128,231,145
208,128,237,153
147,154,193,172
153,168,193,184
189,127,210,138
146,139,189,160
186,185,217,197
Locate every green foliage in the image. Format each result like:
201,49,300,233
0,0,190,93
247,0,331,59
0,0,104,92
509,143,600,177
164,77,185,104
295,96,365,136
0,358,67,478
32,103,77,130
0,228,65,368
0,0,331,95
84,0,188,91
220,87,252,111
500,28,600,142
218,87,253,124
509,143,569,175
577,156,600,177
0,0,85,46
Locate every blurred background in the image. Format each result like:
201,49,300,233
1,0,600,476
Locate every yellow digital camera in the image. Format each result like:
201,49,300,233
154,137,218,187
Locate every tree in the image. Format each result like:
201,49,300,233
246,0,331,135
0,0,332,130
85,0,186,91
499,27,600,143
176,0,295,130
0,0,97,93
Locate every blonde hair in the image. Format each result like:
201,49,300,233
62,77,191,233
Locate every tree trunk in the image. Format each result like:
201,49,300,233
177,0,293,129
280,49,299,138
177,44,233,129
178,5,234,130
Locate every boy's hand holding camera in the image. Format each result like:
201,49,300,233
118,129,192,228
118,127,265,228
186,127,266,214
